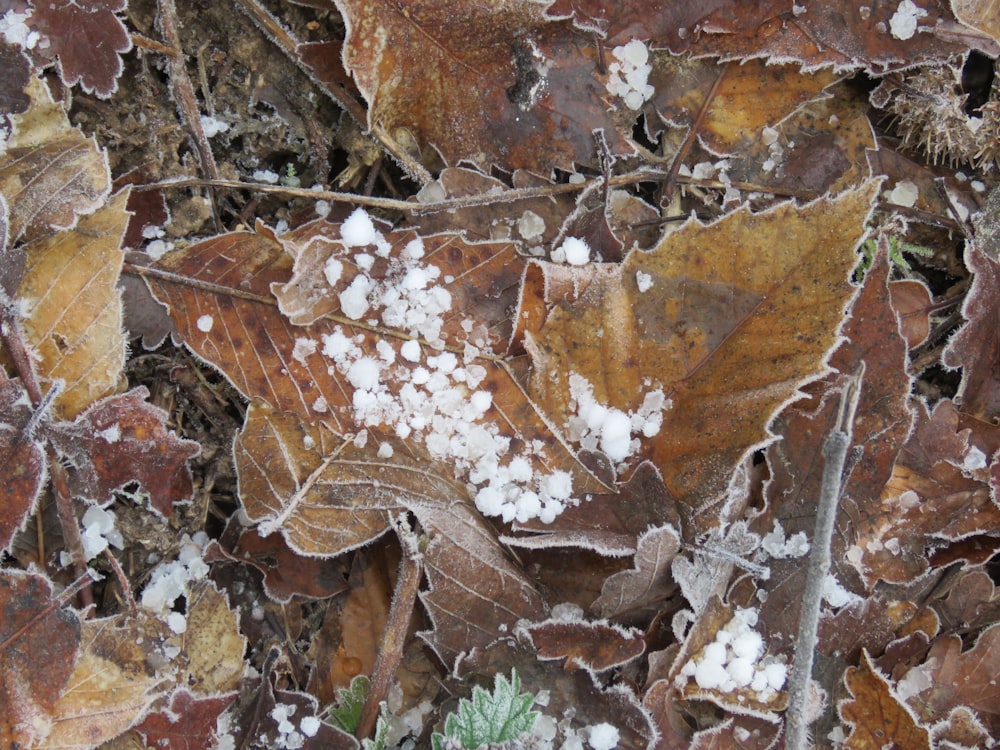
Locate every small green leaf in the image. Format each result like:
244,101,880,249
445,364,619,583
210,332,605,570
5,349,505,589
328,674,371,734
431,669,539,750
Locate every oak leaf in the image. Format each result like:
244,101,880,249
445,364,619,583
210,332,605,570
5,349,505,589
27,0,132,98
839,650,931,750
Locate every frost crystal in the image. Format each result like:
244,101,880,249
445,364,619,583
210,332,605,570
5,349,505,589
888,0,927,40
678,608,786,698
566,373,667,463
197,314,214,332
80,506,124,560
605,40,655,110
313,210,584,524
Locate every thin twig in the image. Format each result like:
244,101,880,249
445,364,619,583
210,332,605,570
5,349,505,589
103,551,138,617
157,0,222,229
356,517,424,741
785,364,865,750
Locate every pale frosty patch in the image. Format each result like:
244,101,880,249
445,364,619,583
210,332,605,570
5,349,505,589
822,573,860,608
635,270,653,293
605,39,655,110
518,210,546,241
760,520,810,560
587,723,620,750
567,373,667,462
200,115,229,138
324,257,344,287
98,424,121,443
197,314,214,332
292,337,317,364
551,236,591,265
889,0,927,40
888,180,919,207
252,169,279,184
340,207,378,246
80,506,124,560
677,608,787,698
1,9,41,49
140,532,211,613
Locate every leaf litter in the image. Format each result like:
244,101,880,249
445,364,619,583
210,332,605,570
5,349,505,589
1,0,999,748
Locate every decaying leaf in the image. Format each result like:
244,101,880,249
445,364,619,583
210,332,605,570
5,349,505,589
901,623,1000,736
17,189,129,419
0,374,46,552
179,580,247,695
45,615,165,748
0,78,111,243
839,650,932,750
48,386,200,514
131,689,237,750
0,570,81,749
27,0,132,98
523,618,645,672
524,181,879,509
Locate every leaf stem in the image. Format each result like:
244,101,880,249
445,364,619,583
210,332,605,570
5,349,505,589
356,516,424,741
785,365,864,750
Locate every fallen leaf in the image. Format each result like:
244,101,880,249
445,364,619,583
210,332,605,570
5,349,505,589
0,569,81,749
524,181,879,509
943,240,1000,425
0,78,110,243
592,523,681,619
902,623,1000,736
178,580,247,694
47,386,200,514
523,618,645,672
0,374,46,552
334,0,630,173
45,615,166,748
26,0,132,98
17,189,129,419
132,689,237,750
0,41,31,117
888,279,933,348
839,650,931,750
651,57,839,157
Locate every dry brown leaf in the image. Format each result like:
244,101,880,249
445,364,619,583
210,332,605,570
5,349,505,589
651,57,840,157
334,0,630,173
0,78,110,243
235,402,545,664
524,181,879,509
839,650,932,750
592,523,681,619
902,623,1000,736
45,615,166,748
0,374,46,551
17,189,128,420
179,580,247,695
524,618,645,672
0,570,81,749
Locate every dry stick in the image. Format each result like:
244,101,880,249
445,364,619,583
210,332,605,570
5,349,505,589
157,0,222,229
356,520,424,742
661,61,730,205
785,364,865,750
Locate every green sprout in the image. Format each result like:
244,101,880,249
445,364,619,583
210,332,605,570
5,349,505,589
432,669,540,750
854,234,935,282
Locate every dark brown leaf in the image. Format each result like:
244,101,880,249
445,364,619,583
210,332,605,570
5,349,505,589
524,618,645,671
0,374,45,552
27,0,131,97
0,569,81,748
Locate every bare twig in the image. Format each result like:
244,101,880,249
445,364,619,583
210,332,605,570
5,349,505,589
356,516,424,741
157,0,222,228
785,364,865,750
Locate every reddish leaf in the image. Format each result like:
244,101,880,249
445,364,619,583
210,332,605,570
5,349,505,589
133,689,237,750
902,623,1000,735
48,386,200,514
839,650,931,750
27,0,132,98
943,236,1000,425
0,375,46,552
0,41,31,117
524,618,645,672
0,570,81,749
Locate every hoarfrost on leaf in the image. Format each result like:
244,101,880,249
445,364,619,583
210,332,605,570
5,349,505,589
888,0,927,40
